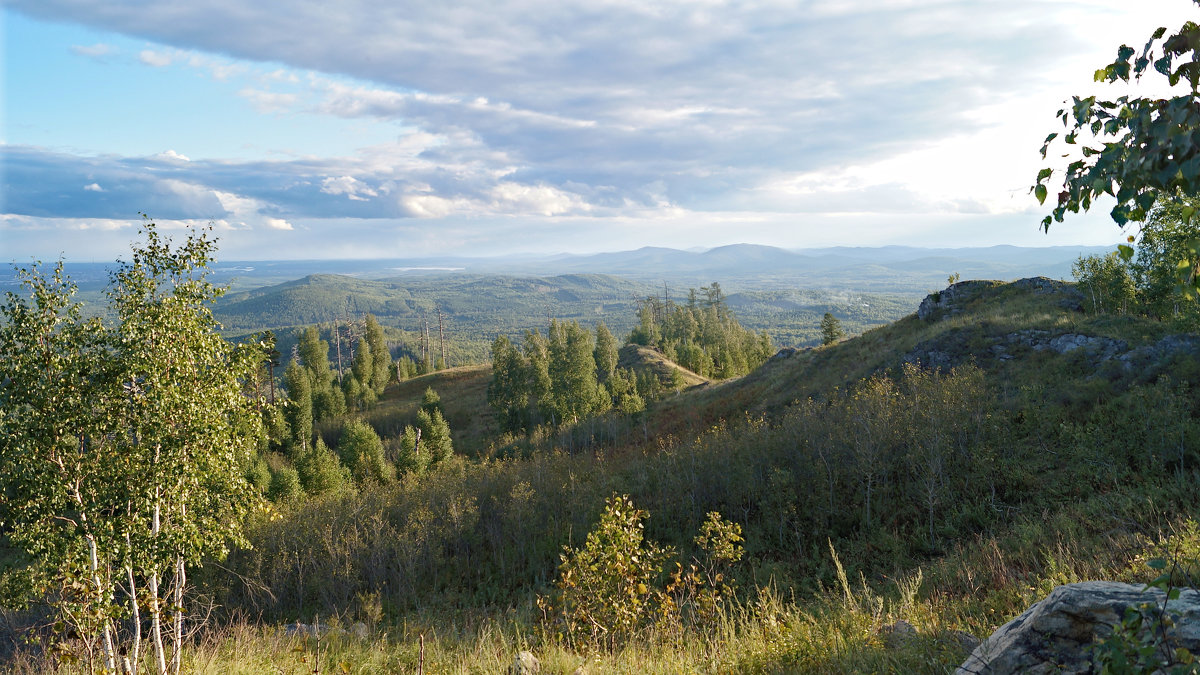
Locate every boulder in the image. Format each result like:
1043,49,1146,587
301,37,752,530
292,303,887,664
511,650,540,675
957,581,1200,674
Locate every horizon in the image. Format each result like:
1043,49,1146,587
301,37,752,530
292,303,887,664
2,240,1123,267
4,1,1195,260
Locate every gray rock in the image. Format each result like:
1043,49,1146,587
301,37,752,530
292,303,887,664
511,650,540,675
918,281,999,321
957,581,1200,674
283,622,331,637
943,629,981,654
881,619,918,648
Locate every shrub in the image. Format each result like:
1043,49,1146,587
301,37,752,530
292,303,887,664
267,465,302,502
540,495,744,651
338,418,394,484
296,437,349,496
541,494,675,651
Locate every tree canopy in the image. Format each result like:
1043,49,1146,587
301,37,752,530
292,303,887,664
0,222,267,673
1034,6,1200,295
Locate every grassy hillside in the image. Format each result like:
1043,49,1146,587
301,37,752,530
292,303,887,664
9,276,1200,673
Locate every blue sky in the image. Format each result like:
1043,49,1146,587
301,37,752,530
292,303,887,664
2,0,1197,261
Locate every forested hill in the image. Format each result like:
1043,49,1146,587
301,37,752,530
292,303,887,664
213,272,921,359
215,272,655,335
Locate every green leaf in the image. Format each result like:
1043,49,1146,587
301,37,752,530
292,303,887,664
1035,184,1048,205
1147,558,1168,571
1118,244,1135,261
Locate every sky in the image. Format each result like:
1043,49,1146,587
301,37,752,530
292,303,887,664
2,0,1197,261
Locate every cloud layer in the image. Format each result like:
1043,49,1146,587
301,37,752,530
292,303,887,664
4,0,1191,258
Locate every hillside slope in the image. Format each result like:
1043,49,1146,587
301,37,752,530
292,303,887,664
214,276,1200,674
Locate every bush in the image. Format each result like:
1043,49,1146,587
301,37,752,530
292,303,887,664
540,495,744,651
338,418,394,484
296,437,349,496
246,455,271,493
541,494,675,651
267,465,302,502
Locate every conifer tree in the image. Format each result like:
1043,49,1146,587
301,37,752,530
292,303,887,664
364,314,392,394
594,322,619,383
820,312,845,346
283,359,313,452
338,419,393,484
416,408,454,466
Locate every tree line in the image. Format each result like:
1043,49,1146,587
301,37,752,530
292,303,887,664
488,320,652,436
628,282,773,379
1072,197,1200,328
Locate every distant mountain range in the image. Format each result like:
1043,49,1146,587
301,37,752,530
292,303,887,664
5,242,1116,296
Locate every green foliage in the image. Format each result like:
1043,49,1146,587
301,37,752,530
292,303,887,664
296,437,349,496
395,355,418,381
364,313,393,394
547,319,604,424
820,311,845,346
594,322,619,383
1072,199,1200,326
283,359,313,451
1093,557,1200,674
541,494,678,651
392,424,429,476
416,408,454,466
421,386,443,417
298,325,349,422
1130,199,1200,324
246,455,272,493
338,419,394,484
489,320,605,434
1074,252,1137,314
1035,9,1200,297
268,465,303,502
628,283,772,379
541,496,746,652
0,222,266,673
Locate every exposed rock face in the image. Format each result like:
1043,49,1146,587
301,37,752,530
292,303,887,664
917,281,1001,321
771,346,801,360
956,581,1200,674
917,278,1083,323
906,329,1200,374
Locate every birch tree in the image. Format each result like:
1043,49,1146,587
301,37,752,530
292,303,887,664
0,222,266,674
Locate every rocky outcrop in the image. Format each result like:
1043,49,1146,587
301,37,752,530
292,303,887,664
917,281,1002,321
771,347,800,360
956,581,1200,674
904,327,1199,375
917,278,1083,323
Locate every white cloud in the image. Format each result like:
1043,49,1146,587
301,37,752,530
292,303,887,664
154,150,190,162
8,0,1197,258
490,182,587,216
138,49,172,67
83,183,104,192
237,87,298,114
70,43,114,59
263,217,294,230
320,175,379,201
